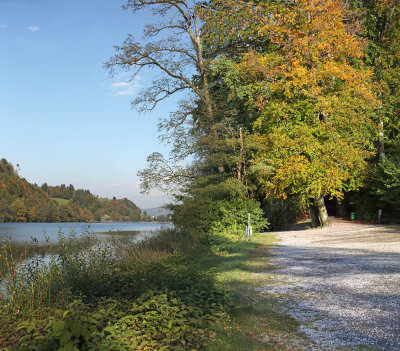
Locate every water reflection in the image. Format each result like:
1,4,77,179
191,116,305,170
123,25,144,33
0,222,172,276
0,222,172,243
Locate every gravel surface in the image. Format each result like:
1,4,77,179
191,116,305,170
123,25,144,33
257,218,400,350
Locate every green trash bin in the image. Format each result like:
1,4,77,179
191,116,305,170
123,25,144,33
350,212,355,221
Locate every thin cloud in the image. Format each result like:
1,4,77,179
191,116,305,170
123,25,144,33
0,24,6,28
116,90,135,96
27,26,40,32
109,76,141,97
111,82,130,89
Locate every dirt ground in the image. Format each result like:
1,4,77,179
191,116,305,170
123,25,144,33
258,218,400,350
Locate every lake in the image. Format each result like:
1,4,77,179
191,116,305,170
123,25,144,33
0,222,173,244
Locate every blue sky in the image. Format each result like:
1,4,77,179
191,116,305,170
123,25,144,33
0,0,178,209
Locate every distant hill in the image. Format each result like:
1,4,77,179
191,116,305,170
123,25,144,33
0,158,144,223
142,207,171,218
42,183,142,222
0,159,60,222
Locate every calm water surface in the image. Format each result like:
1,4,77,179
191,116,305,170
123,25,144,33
0,222,172,243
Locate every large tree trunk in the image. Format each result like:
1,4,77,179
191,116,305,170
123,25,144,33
192,14,224,173
309,205,321,228
192,13,217,140
317,194,330,227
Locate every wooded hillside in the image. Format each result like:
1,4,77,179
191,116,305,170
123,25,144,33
0,158,142,222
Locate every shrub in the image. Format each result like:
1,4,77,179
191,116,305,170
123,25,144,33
261,195,305,230
171,179,268,245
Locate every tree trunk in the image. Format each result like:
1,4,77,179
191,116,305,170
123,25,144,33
237,128,244,181
317,194,330,227
192,13,218,143
309,206,320,228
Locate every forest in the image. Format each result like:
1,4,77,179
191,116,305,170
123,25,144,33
0,158,147,222
106,0,400,230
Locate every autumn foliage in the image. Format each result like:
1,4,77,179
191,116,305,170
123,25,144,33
0,158,142,223
199,0,381,225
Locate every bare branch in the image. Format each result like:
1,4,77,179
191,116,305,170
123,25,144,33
106,35,204,103
132,78,190,112
138,152,197,194
107,0,220,194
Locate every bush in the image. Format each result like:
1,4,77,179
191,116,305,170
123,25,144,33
261,195,305,230
171,179,268,245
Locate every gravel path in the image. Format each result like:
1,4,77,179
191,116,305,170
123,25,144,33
258,218,400,350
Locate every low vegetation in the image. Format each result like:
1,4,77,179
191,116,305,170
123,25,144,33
0,228,223,350
0,213,307,351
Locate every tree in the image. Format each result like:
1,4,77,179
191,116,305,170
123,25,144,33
360,0,400,159
201,0,377,226
106,0,220,150
10,198,27,222
0,199,9,222
331,0,400,222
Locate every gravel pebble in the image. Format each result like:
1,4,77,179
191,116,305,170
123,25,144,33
258,218,400,350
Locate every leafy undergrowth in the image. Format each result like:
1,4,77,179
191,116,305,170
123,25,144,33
1,229,309,350
0,229,226,350
13,289,226,351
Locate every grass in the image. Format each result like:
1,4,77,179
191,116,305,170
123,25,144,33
198,235,312,350
51,196,113,206
51,197,69,206
339,346,380,351
97,197,111,203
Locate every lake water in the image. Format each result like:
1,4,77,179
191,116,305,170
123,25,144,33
0,222,173,244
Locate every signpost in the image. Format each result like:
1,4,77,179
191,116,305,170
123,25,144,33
246,213,253,241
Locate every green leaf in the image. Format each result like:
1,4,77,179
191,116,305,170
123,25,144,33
71,321,82,338
63,340,75,351
63,310,71,318
81,325,89,341
53,321,66,337
59,330,72,344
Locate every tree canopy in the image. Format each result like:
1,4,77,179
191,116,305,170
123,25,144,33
112,0,400,228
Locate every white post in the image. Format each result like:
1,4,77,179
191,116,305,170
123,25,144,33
248,213,252,236
378,209,382,224
245,225,248,241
